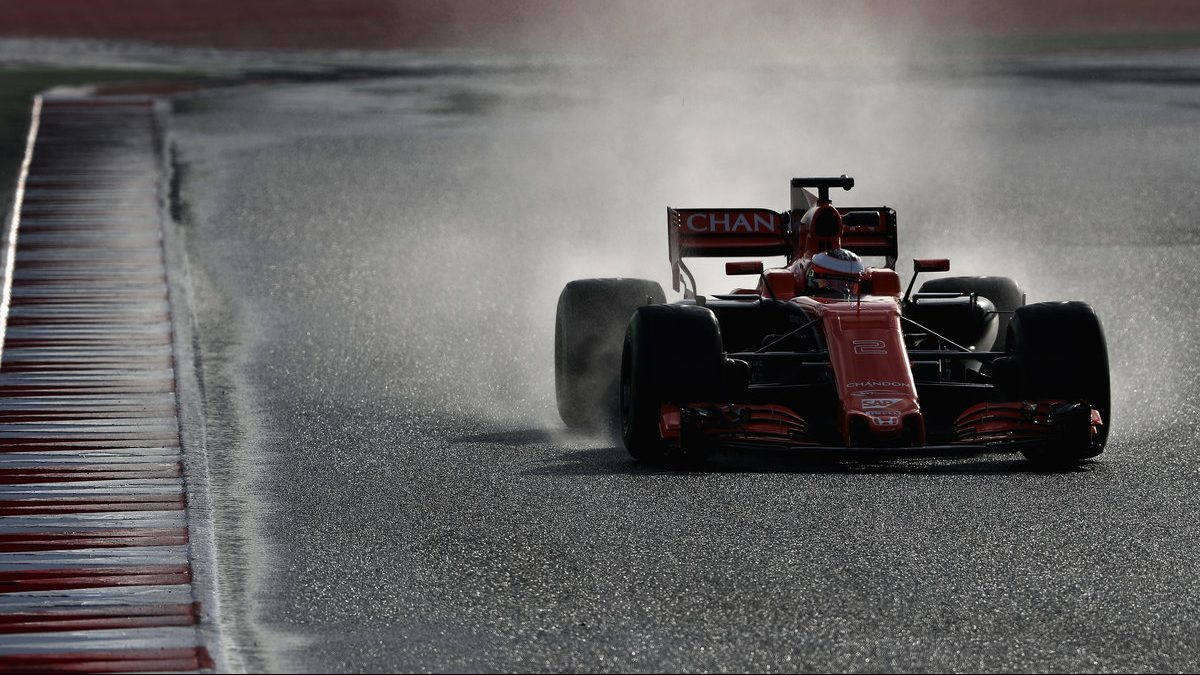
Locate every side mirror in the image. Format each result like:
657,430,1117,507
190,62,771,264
913,258,950,273
904,258,950,304
726,261,764,276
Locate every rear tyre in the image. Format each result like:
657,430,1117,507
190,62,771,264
1006,301,1110,466
919,276,1025,351
621,304,725,465
555,278,666,430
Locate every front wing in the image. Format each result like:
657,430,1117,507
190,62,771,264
659,400,1104,456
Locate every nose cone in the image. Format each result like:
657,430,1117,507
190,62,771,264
813,296,926,448
845,405,925,447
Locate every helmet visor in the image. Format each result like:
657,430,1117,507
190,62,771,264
809,272,860,297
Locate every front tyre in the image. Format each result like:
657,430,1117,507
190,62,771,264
621,304,724,464
1006,301,1110,466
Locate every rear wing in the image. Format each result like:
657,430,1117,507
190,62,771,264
667,208,788,294
667,206,898,294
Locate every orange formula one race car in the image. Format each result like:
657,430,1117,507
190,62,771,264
555,176,1109,466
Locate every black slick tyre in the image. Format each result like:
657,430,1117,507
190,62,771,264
555,278,666,430
621,304,724,465
1006,301,1111,466
919,275,1025,351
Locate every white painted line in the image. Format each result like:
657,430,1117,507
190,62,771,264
0,547,191,569
0,374,175,383
0,482,185,497
0,395,178,404
0,491,182,503
0,513,186,530
0,450,180,461
0,627,203,654
0,586,194,610
0,96,40,368
0,422,179,432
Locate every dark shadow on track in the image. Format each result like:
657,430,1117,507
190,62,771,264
521,447,665,476
469,428,1104,477
702,450,1101,476
453,425,1099,473
453,428,564,446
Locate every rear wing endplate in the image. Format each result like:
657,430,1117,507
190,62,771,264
839,206,898,269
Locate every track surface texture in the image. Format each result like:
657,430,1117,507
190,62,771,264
167,49,1200,672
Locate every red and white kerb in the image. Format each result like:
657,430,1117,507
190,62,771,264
0,97,213,673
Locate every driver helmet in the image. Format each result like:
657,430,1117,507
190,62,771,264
806,248,865,297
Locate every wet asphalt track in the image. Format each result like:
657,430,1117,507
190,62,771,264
167,50,1200,672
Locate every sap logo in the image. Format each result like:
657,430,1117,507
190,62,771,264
862,398,902,409
845,381,908,389
853,339,887,355
686,212,778,234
